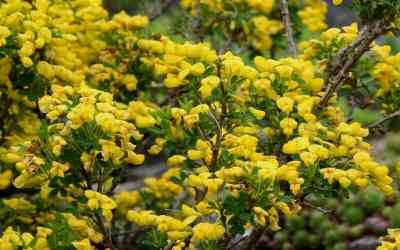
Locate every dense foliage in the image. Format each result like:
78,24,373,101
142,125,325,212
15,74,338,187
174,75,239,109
0,0,399,250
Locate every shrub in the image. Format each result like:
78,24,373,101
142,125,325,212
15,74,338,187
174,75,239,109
0,0,399,250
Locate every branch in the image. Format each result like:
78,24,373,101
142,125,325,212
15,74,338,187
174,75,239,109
94,213,116,249
228,235,248,250
279,0,297,57
318,19,389,109
208,109,223,171
368,110,400,130
301,201,331,214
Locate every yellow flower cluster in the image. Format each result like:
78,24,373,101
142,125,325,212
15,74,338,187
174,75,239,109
0,226,52,250
0,170,13,189
85,190,117,222
115,191,141,211
192,223,225,241
64,213,104,244
251,16,283,51
126,208,225,246
127,210,194,240
333,0,344,6
371,45,400,94
298,0,328,32
299,23,359,61
143,168,184,201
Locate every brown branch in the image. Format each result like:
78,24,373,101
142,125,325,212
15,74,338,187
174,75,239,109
227,235,248,250
368,110,400,130
318,19,389,109
301,201,331,214
279,0,297,57
208,109,223,171
94,212,116,249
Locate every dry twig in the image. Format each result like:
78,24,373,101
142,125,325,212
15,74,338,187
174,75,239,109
279,0,297,57
319,19,389,109
368,110,400,130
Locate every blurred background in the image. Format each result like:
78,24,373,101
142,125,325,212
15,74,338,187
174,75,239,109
102,0,356,25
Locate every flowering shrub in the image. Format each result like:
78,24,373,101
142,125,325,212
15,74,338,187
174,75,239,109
0,0,399,249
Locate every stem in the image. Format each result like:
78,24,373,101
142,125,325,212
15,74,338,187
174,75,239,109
95,212,115,249
301,201,331,214
368,110,400,130
208,109,223,171
318,19,388,109
243,227,263,250
279,0,297,57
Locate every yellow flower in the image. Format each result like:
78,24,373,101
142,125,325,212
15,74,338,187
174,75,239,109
126,151,145,165
72,239,95,250
21,57,33,67
127,210,157,226
183,114,199,128
99,140,124,164
199,76,220,99
253,206,269,226
277,97,294,113
19,41,35,58
249,107,266,120
340,134,357,148
0,170,12,190
191,63,205,76
85,190,116,221
282,137,310,154
280,118,297,135
275,65,293,78
135,115,156,128
254,56,273,73
123,74,138,91
187,149,203,161
167,231,191,241
181,204,201,217
165,75,183,88
333,0,343,6
37,61,55,79
338,177,351,188
115,191,141,208
300,151,318,166
192,223,225,241
167,155,187,167
36,227,53,238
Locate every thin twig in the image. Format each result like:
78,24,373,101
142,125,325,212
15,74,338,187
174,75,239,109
208,101,224,171
301,201,331,214
368,110,400,130
318,19,389,109
95,213,116,249
228,235,248,250
279,0,297,57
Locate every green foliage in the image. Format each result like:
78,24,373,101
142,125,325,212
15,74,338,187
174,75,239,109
353,0,400,22
46,215,81,250
137,229,168,250
221,192,252,235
